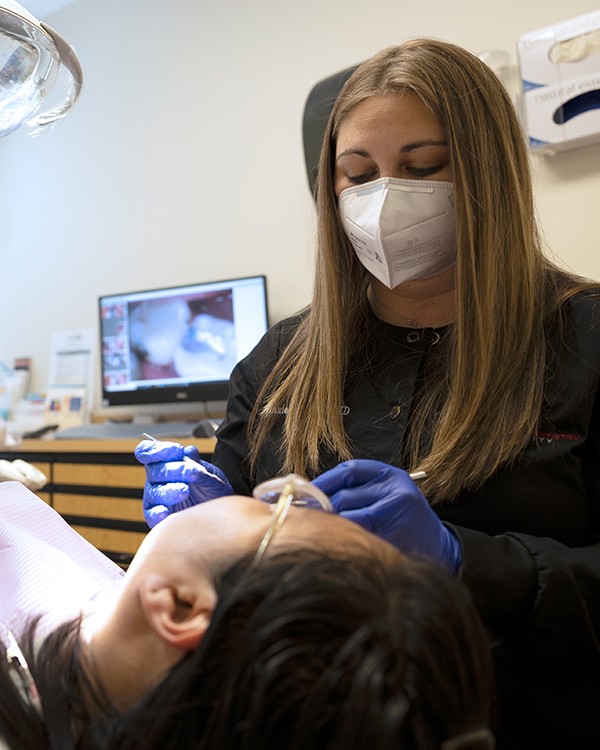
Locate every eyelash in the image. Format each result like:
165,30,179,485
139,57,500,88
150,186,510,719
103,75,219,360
347,171,377,185
347,165,442,184
408,166,442,177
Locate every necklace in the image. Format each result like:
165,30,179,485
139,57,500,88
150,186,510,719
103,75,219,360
399,316,420,328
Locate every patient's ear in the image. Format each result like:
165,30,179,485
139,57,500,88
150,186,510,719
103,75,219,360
139,573,216,651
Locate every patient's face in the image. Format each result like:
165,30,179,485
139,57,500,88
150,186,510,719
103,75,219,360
128,494,398,578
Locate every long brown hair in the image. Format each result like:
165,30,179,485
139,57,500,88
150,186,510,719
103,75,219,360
249,38,595,501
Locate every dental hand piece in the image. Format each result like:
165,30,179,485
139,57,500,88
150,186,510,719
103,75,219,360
135,436,233,528
312,459,461,573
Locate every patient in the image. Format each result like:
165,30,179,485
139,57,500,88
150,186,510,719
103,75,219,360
0,483,495,750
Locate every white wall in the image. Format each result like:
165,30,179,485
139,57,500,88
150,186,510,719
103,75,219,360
1,0,599,408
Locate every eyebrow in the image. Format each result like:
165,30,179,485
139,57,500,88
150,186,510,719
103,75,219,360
336,140,448,160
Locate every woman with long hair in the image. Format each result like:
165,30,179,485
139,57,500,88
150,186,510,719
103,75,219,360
137,38,600,748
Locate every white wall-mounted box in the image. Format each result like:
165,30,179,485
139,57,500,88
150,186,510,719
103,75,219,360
518,10,600,154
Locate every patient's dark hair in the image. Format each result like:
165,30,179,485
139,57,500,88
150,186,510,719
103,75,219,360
0,551,494,749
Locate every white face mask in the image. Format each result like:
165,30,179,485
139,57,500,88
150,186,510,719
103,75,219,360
338,177,457,289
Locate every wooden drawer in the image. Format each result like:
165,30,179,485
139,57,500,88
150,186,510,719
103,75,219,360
33,462,52,504
54,463,146,489
31,461,51,478
53,493,144,522
71,525,146,555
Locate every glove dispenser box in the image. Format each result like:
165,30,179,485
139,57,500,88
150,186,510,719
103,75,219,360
518,10,600,154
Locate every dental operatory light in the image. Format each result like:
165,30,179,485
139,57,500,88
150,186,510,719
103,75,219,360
0,0,82,137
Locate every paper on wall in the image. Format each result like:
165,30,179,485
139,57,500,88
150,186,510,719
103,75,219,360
46,328,95,425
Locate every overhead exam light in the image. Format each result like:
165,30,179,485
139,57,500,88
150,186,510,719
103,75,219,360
0,0,82,137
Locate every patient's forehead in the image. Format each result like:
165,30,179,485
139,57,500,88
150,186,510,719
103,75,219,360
158,494,396,560
182,494,271,525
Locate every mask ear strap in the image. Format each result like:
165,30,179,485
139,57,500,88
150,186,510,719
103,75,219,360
440,727,495,750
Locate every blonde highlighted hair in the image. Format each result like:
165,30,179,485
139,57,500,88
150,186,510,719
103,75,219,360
248,38,595,501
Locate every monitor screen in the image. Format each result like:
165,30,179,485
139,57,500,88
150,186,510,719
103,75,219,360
99,275,269,408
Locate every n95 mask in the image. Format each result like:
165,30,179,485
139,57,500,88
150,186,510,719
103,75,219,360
338,177,457,289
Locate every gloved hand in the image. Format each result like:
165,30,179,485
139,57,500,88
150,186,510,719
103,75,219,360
312,459,461,573
134,439,233,528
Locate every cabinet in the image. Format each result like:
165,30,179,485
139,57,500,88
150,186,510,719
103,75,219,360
0,437,216,566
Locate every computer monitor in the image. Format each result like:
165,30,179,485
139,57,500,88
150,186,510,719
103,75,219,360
99,275,268,409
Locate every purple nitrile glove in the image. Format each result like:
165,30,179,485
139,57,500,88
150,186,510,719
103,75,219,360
134,439,233,528
312,459,461,573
